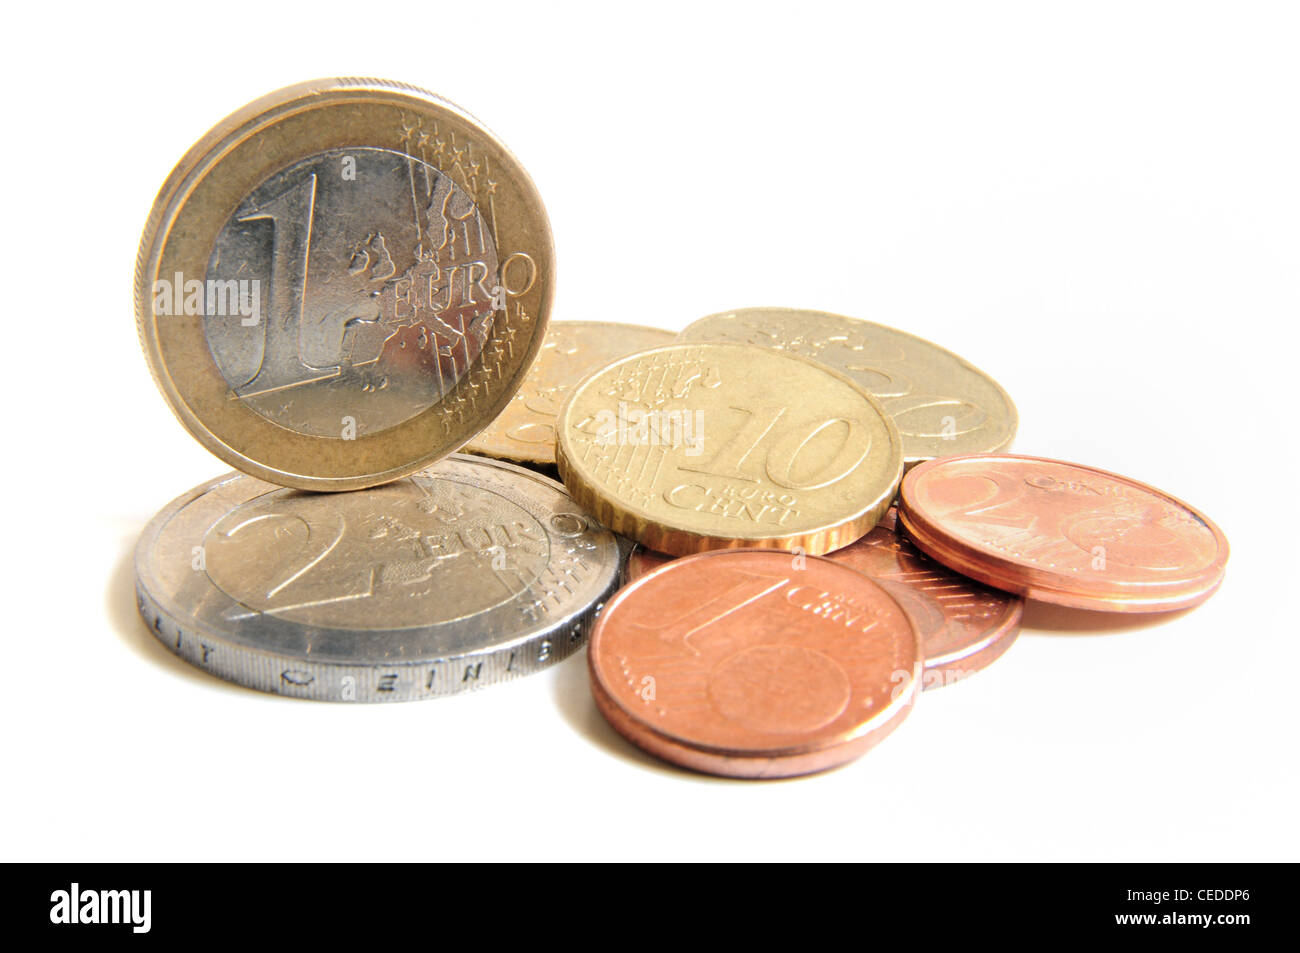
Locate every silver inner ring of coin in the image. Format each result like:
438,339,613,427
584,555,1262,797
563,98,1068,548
204,147,500,438
137,456,618,665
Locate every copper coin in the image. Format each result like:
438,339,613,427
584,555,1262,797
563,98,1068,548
588,550,922,778
833,509,1021,689
897,454,1229,612
623,544,673,582
624,511,1022,689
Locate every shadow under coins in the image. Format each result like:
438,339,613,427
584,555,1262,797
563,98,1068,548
1020,600,1194,635
549,649,705,780
104,537,248,694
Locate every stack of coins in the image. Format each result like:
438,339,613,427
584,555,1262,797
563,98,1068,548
546,309,1226,776
132,80,1228,780
134,79,623,699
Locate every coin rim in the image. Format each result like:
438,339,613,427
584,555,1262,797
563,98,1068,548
919,595,1023,680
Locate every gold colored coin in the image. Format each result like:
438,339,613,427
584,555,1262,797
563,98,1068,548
135,78,553,491
555,343,903,556
463,321,674,465
678,308,1016,467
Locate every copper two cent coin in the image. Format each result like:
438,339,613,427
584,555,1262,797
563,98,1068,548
588,550,922,778
897,454,1229,612
624,510,1022,690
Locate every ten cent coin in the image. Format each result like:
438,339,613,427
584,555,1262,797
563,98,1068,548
135,454,619,701
678,307,1017,467
555,343,903,556
897,454,1229,612
588,549,923,778
135,78,553,490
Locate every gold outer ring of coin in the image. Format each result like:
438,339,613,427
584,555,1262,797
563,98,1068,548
555,342,904,556
135,78,554,491
677,306,1018,468
462,321,676,466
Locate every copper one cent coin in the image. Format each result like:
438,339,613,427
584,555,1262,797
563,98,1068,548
588,550,922,778
897,454,1229,612
624,509,1022,690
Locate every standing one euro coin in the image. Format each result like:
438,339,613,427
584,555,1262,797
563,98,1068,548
678,308,1017,467
464,321,674,466
555,343,904,556
136,79,553,490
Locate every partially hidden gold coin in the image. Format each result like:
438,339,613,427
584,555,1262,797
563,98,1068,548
555,342,903,556
463,321,674,465
678,307,1017,467
135,78,553,490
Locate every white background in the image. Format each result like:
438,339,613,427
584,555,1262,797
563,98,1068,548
3,1,1296,861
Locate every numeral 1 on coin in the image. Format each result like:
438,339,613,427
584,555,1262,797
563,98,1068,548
237,174,321,395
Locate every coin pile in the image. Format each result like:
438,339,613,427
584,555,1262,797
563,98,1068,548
133,79,1228,778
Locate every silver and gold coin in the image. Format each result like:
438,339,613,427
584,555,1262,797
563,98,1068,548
678,308,1016,467
135,78,553,490
555,342,903,556
464,321,674,466
134,454,620,701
